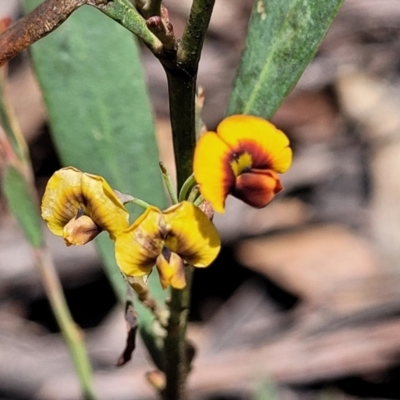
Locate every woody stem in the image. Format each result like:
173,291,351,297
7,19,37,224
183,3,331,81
159,1,215,399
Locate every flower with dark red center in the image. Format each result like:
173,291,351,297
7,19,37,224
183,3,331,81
193,115,292,213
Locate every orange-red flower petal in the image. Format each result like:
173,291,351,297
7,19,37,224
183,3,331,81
193,115,292,213
216,115,292,173
233,169,282,208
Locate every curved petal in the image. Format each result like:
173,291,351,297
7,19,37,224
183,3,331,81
114,206,163,277
81,173,129,238
41,167,129,241
63,215,100,246
41,167,86,236
232,169,282,208
163,201,221,267
217,115,292,173
193,131,235,213
156,250,186,289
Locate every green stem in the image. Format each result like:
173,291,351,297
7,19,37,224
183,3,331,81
161,267,194,400
159,161,178,205
193,194,204,207
178,174,195,202
159,1,216,399
126,197,151,209
178,0,216,67
0,68,29,163
187,185,200,204
34,248,96,400
164,69,197,190
96,0,163,54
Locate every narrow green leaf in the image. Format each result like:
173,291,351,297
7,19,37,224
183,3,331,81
2,166,44,248
24,1,168,353
228,0,343,118
0,94,22,160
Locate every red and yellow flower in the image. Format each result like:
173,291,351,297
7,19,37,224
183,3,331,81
41,167,129,246
193,114,292,213
115,201,220,289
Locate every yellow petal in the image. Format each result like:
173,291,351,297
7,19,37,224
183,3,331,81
156,250,186,289
80,173,129,239
193,131,234,213
41,167,129,241
114,206,164,277
230,152,253,177
41,167,86,236
163,201,220,268
217,115,292,173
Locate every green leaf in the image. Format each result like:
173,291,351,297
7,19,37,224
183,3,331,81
228,0,343,118
95,234,165,370
24,3,163,207
2,166,44,248
24,1,168,356
0,89,23,161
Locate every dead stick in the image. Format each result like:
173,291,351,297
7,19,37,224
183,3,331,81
0,0,94,68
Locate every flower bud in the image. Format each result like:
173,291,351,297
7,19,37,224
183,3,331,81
63,215,100,246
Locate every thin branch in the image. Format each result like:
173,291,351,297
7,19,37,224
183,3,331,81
178,0,216,71
160,2,216,399
162,267,194,400
164,69,197,189
0,0,164,69
159,161,178,205
0,65,31,179
34,248,97,400
178,174,195,202
95,0,164,54
160,0,216,190
0,0,88,68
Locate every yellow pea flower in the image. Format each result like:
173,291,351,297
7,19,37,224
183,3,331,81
115,201,221,289
193,114,292,213
41,167,129,246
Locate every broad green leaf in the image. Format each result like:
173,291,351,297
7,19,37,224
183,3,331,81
24,3,163,207
2,166,44,248
228,0,343,118
24,1,168,355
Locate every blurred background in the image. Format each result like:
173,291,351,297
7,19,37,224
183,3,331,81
2,0,400,399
